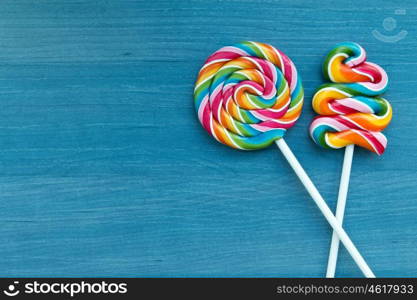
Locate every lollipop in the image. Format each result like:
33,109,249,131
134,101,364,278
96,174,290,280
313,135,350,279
194,41,374,277
309,42,392,277
194,41,303,149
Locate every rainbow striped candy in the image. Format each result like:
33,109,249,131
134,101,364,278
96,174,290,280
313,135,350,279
310,42,392,155
194,41,304,150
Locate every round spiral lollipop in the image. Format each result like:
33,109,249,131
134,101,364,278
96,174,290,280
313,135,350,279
309,42,392,155
194,41,304,150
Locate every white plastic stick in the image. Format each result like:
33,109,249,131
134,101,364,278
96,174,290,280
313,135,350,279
326,144,355,278
275,139,374,278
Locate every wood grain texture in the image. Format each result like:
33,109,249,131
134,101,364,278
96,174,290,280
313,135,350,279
0,0,415,277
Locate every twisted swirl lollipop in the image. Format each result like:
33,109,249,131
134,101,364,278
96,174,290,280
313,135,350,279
194,41,304,150
310,42,392,155
309,42,392,278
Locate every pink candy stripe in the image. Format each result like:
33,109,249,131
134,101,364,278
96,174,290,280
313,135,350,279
278,51,293,89
346,45,366,67
262,76,276,99
198,95,209,123
206,51,239,64
372,131,388,148
289,61,297,93
222,88,233,103
310,116,350,131
359,130,386,154
202,103,212,133
252,107,288,120
251,57,277,85
357,62,388,91
209,84,224,122
251,119,294,131
334,115,363,130
234,81,263,98
331,102,357,114
333,98,374,114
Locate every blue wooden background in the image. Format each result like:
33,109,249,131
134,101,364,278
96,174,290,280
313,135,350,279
0,0,415,277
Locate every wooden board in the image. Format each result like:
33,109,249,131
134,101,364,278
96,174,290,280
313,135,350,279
0,0,415,277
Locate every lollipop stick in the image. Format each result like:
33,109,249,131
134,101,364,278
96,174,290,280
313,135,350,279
326,144,355,277
275,139,374,278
